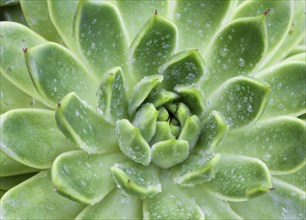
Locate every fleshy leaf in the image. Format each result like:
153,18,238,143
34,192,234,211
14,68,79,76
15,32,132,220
132,103,158,142
220,116,305,174
116,119,151,166
233,1,293,66
47,0,79,50
0,151,38,177
175,102,191,126
111,161,161,199
0,22,47,104
208,76,270,128
20,0,62,42
76,189,142,220
128,14,177,81
143,172,204,220
0,109,75,169
0,171,84,219
0,173,35,190
150,122,175,144
172,154,220,187
0,4,28,25
196,111,228,153
257,61,306,117
178,115,201,151
97,67,128,123
277,165,305,191
206,154,272,201
74,0,129,79
230,178,306,219
56,92,118,154
189,187,243,220
160,50,205,90
174,84,206,116
128,75,163,116
265,1,305,65
151,139,189,169
150,90,179,108
172,0,232,51
117,0,168,39
0,75,47,114
52,150,125,205
25,42,97,107
202,15,267,94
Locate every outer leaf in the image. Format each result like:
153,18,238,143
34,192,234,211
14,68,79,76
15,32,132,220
116,0,168,40
0,173,35,190
202,15,267,94
74,0,129,79
0,109,75,169
0,151,38,177
56,92,118,154
0,171,84,219
220,117,306,174
143,172,204,220
128,14,177,81
97,67,128,123
111,162,161,199
277,165,305,191
159,49,205,90
1,75,47,114
0,22,47,104
233,1,293,66
25,42,97,108
52,150,126,205
172,0,232,51
189,187,243,220
20,0,62,42
208,76,270,128
0,4,28,25
47,0,79,50
230,178,306,219
76,189,142,220
257,61,306,117
206,154,272,201
266,1,305,65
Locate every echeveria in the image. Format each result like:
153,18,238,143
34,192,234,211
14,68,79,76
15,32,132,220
0,0,305,219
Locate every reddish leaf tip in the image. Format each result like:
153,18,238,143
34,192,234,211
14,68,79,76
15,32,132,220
264,8,271,16
22,48,28,53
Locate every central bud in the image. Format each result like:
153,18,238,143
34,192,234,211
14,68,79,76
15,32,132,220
115,75,203,169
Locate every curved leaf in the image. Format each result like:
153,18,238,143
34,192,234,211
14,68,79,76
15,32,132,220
47,0,79,50
1,74,47,114
20,0,62,42
202,15,267,94
116,0,168,40
220,117,306,174
0,171,84,219
0,0,19,7
178,115,201,151
76,189,142,220
0,22,47,104
111,162,161,199
257,61,306,117
277,165,305,191
208,76,270,128
97,67,128,123
0,4,28,25
74,0,129,79
0,173,35,190
128,14,177,81
160,49,205,90
25,42,97,108
230,178,306,219
116,119,151,166
0,151,38,177
143,172,204,220
56,92,118,154
52,150,125,205
206,154,272,201
0,109,75,169
172,0,232,51
233,1,293,67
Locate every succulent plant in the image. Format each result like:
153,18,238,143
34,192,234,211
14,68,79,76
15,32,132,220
0,0,305,219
